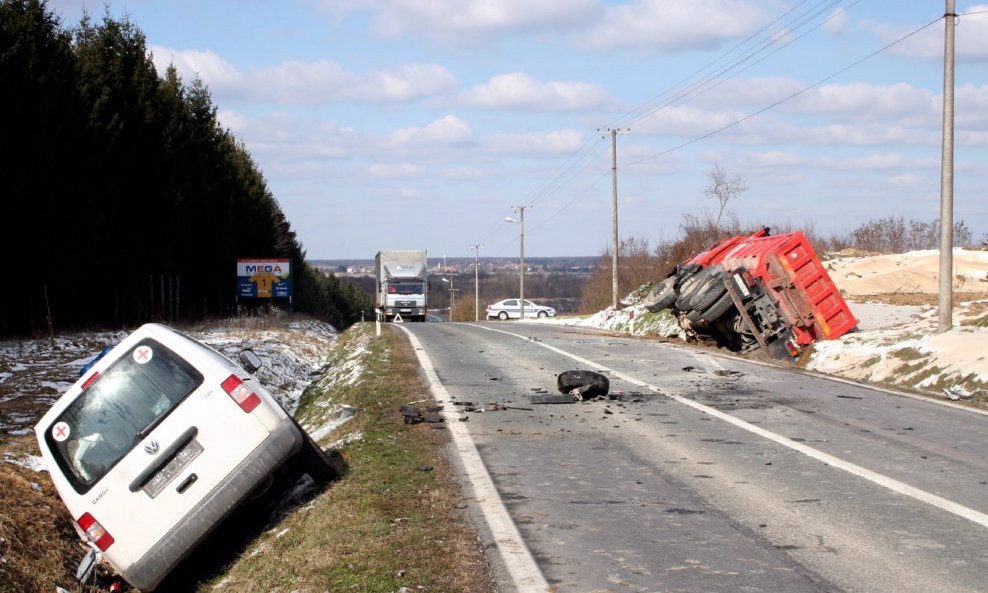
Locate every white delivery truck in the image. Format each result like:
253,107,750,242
375,250,428,322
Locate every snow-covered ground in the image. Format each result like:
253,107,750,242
0,317,340,469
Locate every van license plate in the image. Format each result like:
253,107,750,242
143,439,204,498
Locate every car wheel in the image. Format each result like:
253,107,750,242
643,277,677,312
286,420,340,486
498,311,509,320
538,310,547,318
556,370,609,397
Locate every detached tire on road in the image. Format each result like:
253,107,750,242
557,370,609,397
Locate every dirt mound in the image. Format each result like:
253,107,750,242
825,249,988,296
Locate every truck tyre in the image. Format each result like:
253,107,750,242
688,271,728,312
699,291,735,323
556,370,609,397
675,266,715,311
643,277,677,312
498,311,509,321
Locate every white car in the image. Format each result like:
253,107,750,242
486,299,556,320
34,323,333,591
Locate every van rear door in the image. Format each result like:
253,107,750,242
43,337,272,570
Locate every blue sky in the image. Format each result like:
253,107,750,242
50,1,988,259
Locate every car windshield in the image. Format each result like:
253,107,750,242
387,282,423,295
45,339,203,493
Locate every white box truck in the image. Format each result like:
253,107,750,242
376,250,428,322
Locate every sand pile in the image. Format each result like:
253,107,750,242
825,249,988,296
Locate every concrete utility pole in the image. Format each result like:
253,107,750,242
601,128,628,309
470,244,483,321
506,207,528,320
939,0,956,332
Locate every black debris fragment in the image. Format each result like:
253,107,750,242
532,394,579,404
401,403,445,424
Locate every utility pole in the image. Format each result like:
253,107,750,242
470,244,483,321
601,128,628,309
506,207,528,320
939,0,956,332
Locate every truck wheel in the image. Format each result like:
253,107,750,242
688,271,728,311
675,267,715,310
498,311,509,320
699,291,735,323
557,370,609,397
643,277,677,312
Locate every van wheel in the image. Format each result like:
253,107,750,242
287,421,340,485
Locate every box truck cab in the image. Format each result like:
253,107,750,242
34,323,329,591
376,250,429,322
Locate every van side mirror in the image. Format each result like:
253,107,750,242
239,349,263,373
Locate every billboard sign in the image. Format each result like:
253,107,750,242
237,259,292,299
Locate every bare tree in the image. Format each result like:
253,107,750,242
704,164,748,229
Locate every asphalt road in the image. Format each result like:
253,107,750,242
400,321,988,593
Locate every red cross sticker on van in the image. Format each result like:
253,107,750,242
52,421,70,442
133,346,153,364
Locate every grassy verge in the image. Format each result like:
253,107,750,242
200,322,495,593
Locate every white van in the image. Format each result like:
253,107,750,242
34,323,331,591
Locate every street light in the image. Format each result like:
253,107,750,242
441,276,455,321
506,207,526,321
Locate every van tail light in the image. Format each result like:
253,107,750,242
77,513,114,551
221,375,261,413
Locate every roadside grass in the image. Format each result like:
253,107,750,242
202,322,495,593
0,437,90,593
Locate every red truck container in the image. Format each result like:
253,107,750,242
644,228,858,360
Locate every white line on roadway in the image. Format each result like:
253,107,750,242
397,326,551,593
475,323,988,530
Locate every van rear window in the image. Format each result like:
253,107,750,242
45,339,203,493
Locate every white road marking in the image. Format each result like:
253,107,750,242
475,324,988,530
397,326,551,593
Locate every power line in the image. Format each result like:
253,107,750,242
626,13,943,167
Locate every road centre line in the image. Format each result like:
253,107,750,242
397,326,550,593
473,324,988,530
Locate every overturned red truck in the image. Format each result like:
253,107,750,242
643,228,858,360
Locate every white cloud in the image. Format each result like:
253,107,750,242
334,0,600,42
821,7,849,36
888,172,925,187
151,45,457,104
789,82,935,122
871,7,988,62
486,128,584,155
459,72,615,111
443,167,490,180
389,115,475,147
368,163,423,179
151,46,246,95
580,0,768,51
